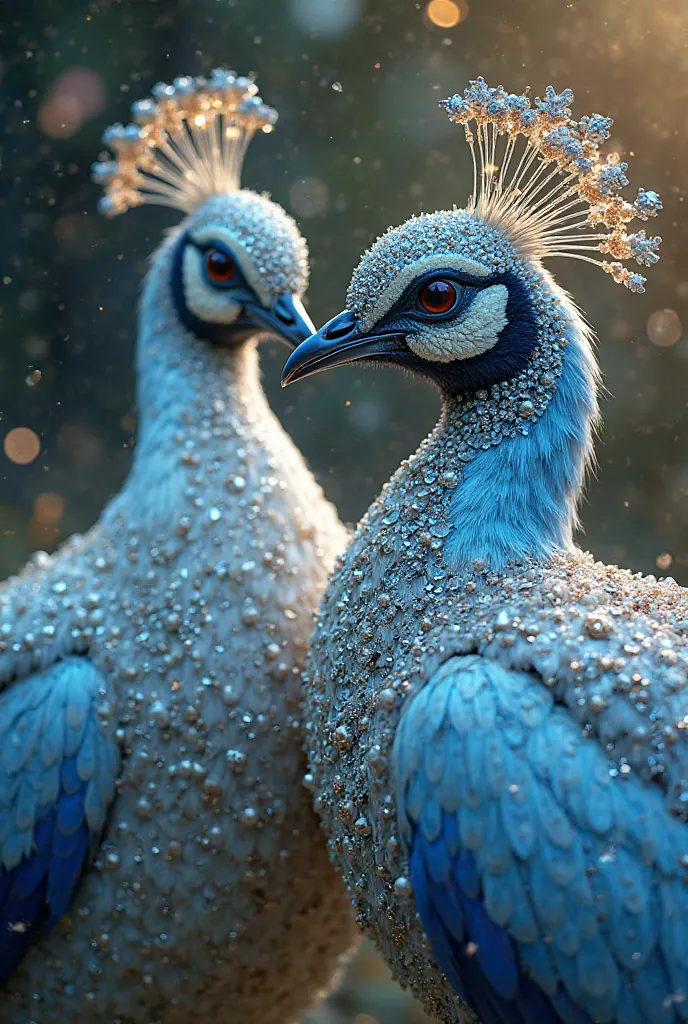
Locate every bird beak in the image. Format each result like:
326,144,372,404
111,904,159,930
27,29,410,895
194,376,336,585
281,309,406,387
244,294,316,350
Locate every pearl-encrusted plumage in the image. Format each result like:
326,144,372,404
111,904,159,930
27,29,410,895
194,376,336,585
285,81,688,1024
0,72,356,1021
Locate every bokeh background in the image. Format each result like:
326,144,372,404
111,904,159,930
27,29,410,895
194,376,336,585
1,0,687,1020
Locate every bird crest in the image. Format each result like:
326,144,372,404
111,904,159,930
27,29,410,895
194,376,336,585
441,78,662,292
92,69,277,218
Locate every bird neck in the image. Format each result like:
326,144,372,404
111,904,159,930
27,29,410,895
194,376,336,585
438,320,599,570
133,317,266,460
108,251,273,529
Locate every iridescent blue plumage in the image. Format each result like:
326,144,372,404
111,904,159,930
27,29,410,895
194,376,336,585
0,658,118,983
394,657,688,1024
0,784,91,984
283,74,688,1024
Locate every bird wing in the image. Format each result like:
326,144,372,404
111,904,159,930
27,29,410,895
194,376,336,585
0,656,119,982
393,654,688,1024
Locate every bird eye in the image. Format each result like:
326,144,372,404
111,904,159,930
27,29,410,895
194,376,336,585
205,248,236,284
418,279,458,315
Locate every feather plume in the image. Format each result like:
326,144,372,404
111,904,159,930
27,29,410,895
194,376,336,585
92,69,277,218
441,79,662,292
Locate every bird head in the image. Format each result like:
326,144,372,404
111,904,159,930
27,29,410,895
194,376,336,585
93,69,313,350
283,79,661,396
168,190,310,350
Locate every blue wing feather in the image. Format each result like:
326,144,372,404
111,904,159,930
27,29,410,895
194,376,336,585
0,786,91,982
48,825,90,918
0,657,118,983
394,655,688,1024
456,881,520,1000
455,846,481,899
10,850,51,901
60,755,82,796
55,786,87,835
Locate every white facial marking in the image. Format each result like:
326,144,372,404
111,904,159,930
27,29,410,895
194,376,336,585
361,253,491,332
407,283,509,363
182,246,241,326
190,224,272,307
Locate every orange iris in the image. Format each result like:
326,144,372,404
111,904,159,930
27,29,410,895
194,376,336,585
419,279,457,314
205,249,235,283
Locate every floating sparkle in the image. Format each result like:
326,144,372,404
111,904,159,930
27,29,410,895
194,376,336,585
34,492,64,525
647,308,682,347
38,68,105,140
289,0,362,37
289,176,330,218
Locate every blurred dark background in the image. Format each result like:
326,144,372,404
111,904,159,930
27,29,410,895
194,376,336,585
1,1,687,1019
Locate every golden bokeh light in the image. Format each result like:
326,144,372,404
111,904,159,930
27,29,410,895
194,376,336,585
37,68,105,140
34,492,64,525
4,427,40,465
426,0,465,28
646,308,682,347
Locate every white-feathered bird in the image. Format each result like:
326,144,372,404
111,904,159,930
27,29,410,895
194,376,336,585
0,69,355,1023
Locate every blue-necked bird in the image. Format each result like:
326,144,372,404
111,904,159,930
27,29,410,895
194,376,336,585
283,80,685,1024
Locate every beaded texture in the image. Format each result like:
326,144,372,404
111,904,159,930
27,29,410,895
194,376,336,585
0,74,357,1021
0,236,356,1022
299,82,685,1024
303,441,688,1022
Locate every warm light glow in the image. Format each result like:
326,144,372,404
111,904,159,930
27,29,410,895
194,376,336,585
34,492,64,524
194,114,207,127
426,0,463,28
37,68,105,140
647,308,682,347
4,427,40,465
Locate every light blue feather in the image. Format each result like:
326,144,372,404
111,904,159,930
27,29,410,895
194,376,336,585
444,303,600,569
394,654,688,1023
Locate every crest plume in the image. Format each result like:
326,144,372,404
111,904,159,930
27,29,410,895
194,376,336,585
92,69,277,218
441,78,662,292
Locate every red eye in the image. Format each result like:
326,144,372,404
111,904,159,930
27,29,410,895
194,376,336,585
419,279,457,314
205,249,235,283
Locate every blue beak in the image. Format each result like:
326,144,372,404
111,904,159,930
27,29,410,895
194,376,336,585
244,294,316,350
281,309,405,386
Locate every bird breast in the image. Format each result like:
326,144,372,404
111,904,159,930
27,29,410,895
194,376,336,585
0,386,354,1022
302,421,688,1023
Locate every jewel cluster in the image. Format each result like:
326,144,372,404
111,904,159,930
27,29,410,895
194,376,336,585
441,78,662,292
92,69,278,218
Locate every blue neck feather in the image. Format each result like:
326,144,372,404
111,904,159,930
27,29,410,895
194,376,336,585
443,311,600,569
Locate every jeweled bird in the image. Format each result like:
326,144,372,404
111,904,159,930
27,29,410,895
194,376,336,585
283,80,688,1024
0,70,355,1022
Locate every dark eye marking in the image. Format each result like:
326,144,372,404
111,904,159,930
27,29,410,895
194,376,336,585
418,279,458,315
